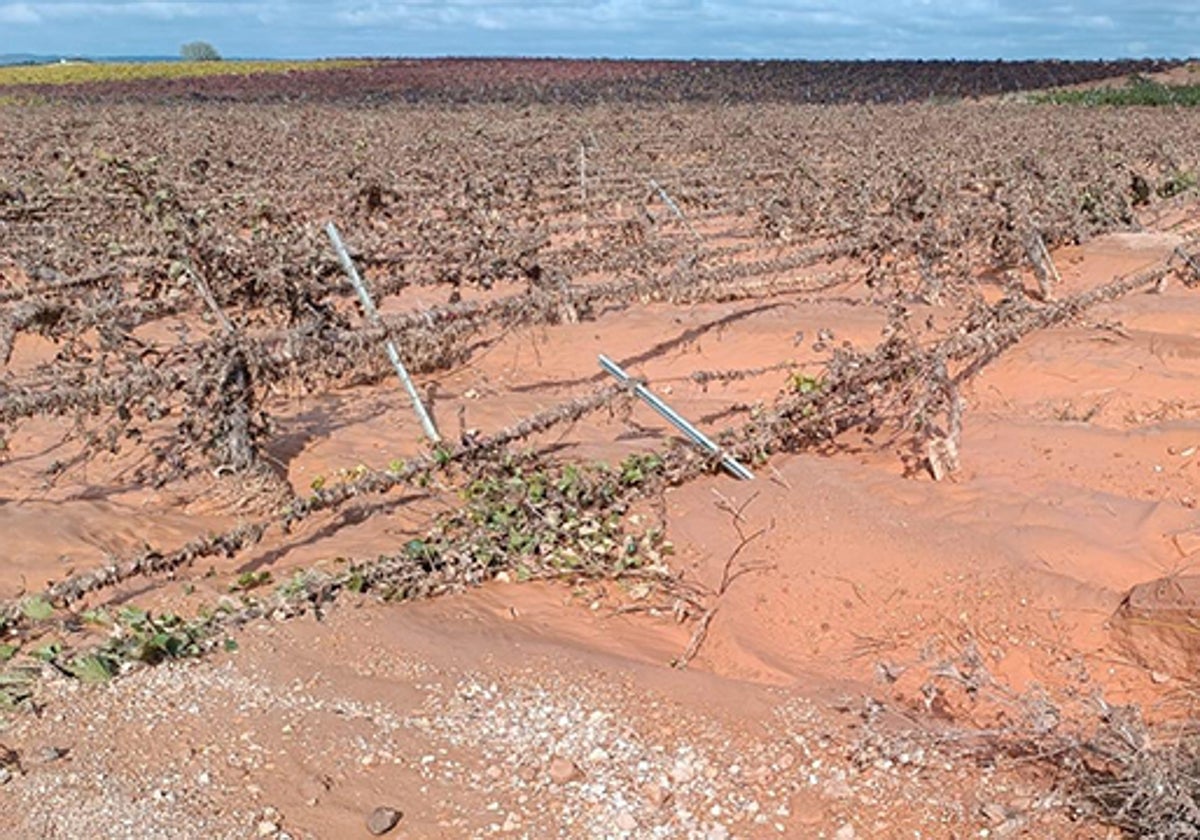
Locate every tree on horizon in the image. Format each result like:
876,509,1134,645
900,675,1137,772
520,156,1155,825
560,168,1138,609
180,41,221,62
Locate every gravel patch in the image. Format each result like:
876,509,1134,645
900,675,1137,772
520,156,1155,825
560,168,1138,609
0,611,1063,839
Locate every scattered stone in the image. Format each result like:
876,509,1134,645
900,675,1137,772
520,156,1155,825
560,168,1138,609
927,435,959,481
1112,575,1200,678
548,756,583,785
671,759,695,784
366,806,402,836
834,823,856,840
34,746,67,764
980,803,1010,825
256,820,279,837
615,811,638,831
0,746,19,782
587,746,610,763
706,825,730,840
823,777,854,799
643,782,672,808
500,812,521,833
485,764,504,781
297,777,327,805
1151,670,1171,684
994,816,1026,838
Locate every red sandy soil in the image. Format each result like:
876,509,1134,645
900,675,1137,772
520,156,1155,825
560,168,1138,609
2,220,1200,838
1036,60,1200,94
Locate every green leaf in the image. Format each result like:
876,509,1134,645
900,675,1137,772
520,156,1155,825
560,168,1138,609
0,644,17,661
0,685,31,711
790,373,823,395
80,608,112,626
147,632,186,658
117,606,150,628
223,638,239,653
32,642,62,661
69,653,116,683
0,668,34,687
20,597,54,621
230,570,272,592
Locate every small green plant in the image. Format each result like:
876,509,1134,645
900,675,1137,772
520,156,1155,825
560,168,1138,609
230,570,272,592
278,570,316,598
0,667,36,710
433,445,453,467
618,453,664,487
80,608,112,626
20,597,53,621
0,454,676,708
0,592,261,707
789,373,823,395
110,608,205,664
404,539,433,561
1157,170,1197,198
68,653,117,683
32,642,63,661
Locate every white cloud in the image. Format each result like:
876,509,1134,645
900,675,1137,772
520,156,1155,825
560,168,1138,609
0,2,41,23
335,0,711,31
5,2,277,22
2,1,1196,59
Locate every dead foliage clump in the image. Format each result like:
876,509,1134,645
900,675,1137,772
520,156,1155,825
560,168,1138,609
961,690,1200,839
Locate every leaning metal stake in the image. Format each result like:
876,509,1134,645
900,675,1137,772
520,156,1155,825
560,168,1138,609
326,221,441,444
598,354,753,481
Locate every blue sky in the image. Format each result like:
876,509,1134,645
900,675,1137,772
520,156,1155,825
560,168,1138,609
1,1,1196,60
